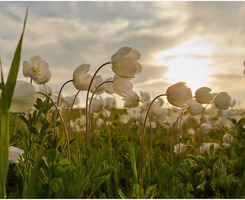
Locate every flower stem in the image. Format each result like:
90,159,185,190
37,92,71,161
140,93,167,189
87,80,113,147
198,104,209,154
85,62,111,147
68,90,80,140
53,79,73,137
102,108,113,165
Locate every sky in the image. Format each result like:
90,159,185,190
0,1,245,108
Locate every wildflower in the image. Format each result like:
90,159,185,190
166,82,192,108
23,55,51,84
199,143,219,154
39,84,52,95
195,87,213,104
10,80,37,113
214,92,231,110
201,123,212,134
187,128,195,135
90,75,105,95
174,143,187,154
111,47,142,78
73,63,94,91
104,97,115,110
187,99,204,116
63,95,79,108
120,114,130,124
104,77,114,94
113,75,140,108
9,146,24,164
91,96,106,113
140,91,151,102
223,133,233,144
123,92,140,108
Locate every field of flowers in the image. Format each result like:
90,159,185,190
1,11,245,199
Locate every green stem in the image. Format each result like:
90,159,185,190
88,80,113,147
37,92,71,161
85,62,111,147
53,79,73,137
140,93,167,189
0,111,9,198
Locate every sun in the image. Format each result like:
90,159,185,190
154,37,217,93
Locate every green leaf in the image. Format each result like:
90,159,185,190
29,126,38,135
47,149,57,164
5,10,28,109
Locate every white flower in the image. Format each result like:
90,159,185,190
104,97,115,110
63,95,79,108
214,92,231,110
200,143,219,154
102,109,111,118
10,80,37,113
127,107,141,119
111,47,142,78
223,133,233,144
90,75,105,95
9,146,24,164
123,91,140,108
120,114,130,124
23,55,51,84
75,117,86,127
166,82,193,108
91,96,106,113
39,84,52,95
140,91,151,102
174,143,187,154
113,75,139,108
187,128,195,135
97,118,104,127
195,87,213,104
104,77,114,94
187,99,204,116
153,108,168,124
201,123,212,134
73,64,94,91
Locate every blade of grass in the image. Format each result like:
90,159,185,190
5,9,28,109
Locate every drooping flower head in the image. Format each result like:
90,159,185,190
166,82,193,108
23,55,51,84
73,63,95,91
9,146,24,164
195,87,213,104
214,92,231,110
187,99,204,116
10,80,37,113
111,47,142,78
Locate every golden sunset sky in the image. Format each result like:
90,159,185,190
0,1,245,107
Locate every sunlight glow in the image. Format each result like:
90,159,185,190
155,37,218,92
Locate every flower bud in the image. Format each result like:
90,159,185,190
166,82,192,108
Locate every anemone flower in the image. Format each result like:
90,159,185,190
111,47,142,78
10,80,37,113
23,55,51,84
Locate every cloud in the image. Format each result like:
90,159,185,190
1,1,245,107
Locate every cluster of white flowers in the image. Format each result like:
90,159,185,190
8,46,237,160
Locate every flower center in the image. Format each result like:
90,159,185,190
31,66,40,76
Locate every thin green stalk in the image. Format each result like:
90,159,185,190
53,79,73,136
88,80,113,147
140,94,167,189
102,108,113,165
37,92,71,161
85,62,111,147
198,104,209,154
68,90,80,140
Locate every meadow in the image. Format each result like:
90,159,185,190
1,11,245,199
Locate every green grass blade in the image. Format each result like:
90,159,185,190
5,9,28,109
